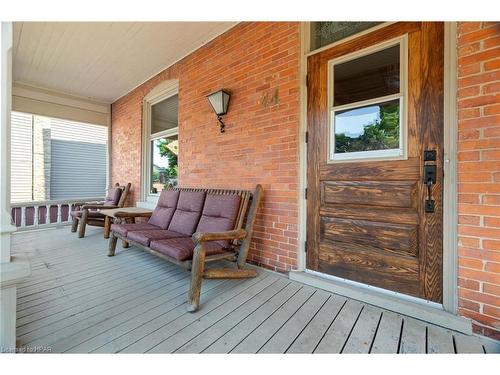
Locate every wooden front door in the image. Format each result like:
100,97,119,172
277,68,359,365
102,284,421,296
306,22,444,302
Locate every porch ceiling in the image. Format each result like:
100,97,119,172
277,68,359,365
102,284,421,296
12,22,237,103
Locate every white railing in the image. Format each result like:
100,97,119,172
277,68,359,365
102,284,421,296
11,197,104,231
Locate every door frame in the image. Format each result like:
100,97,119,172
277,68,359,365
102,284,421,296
296,22,458,314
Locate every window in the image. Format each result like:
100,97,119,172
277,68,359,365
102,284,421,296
146,93,179,195
10,112,108,202
310,22,383,51
328,37,407,162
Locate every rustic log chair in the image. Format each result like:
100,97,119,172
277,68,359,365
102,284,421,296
107,185,263,312
70,182,132,238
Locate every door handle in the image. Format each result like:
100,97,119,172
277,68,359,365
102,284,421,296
424,163,436,213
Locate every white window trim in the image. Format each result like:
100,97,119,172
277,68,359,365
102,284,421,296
141,80,179,202
327,35,408,163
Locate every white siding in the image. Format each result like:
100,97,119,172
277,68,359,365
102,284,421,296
10,113,108,202
11,112,33,203
49,118,107,199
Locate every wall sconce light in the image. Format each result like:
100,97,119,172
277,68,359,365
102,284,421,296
206,89,230,133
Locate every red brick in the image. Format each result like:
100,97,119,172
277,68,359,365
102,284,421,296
459,215,481,225
483,127,500,137
482,82,500,95
484,35,500,49
483,240,500,250
484,304,500,319
484,59,500,71
459,63,481,76
459,193,480,204
459,257,483,269
459,73,500,89
485,262,500,273
459,298,481,312
459,277,481,291
484,283,500,296
482,150,500,160
482,195,500,205
458,92,500,108
458,27,500,45
457,151,480,161
458,22,482,35
484,104,500,115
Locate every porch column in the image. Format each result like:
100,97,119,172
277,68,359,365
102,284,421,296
0,22,30,353
32,116,51,201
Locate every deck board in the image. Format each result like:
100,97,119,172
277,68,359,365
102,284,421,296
230,286,315,353
399,317,427,353
258,290,330,353
12,227,498,354
314,299,364,353
286,294,346,353
342,304,383,354
176,279,289,353
370,310,403,354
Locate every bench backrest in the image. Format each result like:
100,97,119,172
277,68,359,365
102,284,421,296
149,187,254,245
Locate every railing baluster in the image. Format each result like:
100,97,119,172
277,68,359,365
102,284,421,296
34,205,39,227
21,206,26,228
45,204,50,225
67,203,73,222
57,204,62,224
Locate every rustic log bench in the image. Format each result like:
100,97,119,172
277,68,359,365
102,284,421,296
107,185,263,312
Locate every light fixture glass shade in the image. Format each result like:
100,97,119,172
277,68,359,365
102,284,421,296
207,90,230,116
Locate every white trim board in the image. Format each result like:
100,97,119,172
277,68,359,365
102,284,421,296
140,79,179,202
289,270,472,334
12,82,110,126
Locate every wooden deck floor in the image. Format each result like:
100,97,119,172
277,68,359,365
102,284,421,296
12,226,500,354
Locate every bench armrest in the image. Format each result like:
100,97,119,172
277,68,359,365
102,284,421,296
82,204,119,210
192,229,247,244
113,211,153,219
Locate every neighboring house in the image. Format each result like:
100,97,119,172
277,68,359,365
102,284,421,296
10,112,108,203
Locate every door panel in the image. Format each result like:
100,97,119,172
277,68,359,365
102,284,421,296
306,22,444,302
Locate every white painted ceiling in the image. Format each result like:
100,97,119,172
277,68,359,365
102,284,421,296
12,22,237,103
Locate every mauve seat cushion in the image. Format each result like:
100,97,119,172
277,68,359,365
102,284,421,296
104,187,123,206
167,191,206,236
195,193,241,247
111,223,161,237
127,229,187,247
148,190,180,229
150,237,225,261
70,210,105,219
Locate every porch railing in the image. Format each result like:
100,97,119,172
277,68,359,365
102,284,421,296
11,197,104,231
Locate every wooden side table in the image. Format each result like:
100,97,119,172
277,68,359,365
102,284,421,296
100,207,153,240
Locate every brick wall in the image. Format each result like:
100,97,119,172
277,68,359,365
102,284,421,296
457,21,500,339
111,22,301,271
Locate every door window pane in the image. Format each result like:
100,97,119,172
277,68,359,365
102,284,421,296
311,22,382,51
333,45,400,106
151,94,178,134
334,99,400,155
151,135,178,193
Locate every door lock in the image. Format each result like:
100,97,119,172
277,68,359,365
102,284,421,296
424,163,437,213
424,164,436,185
